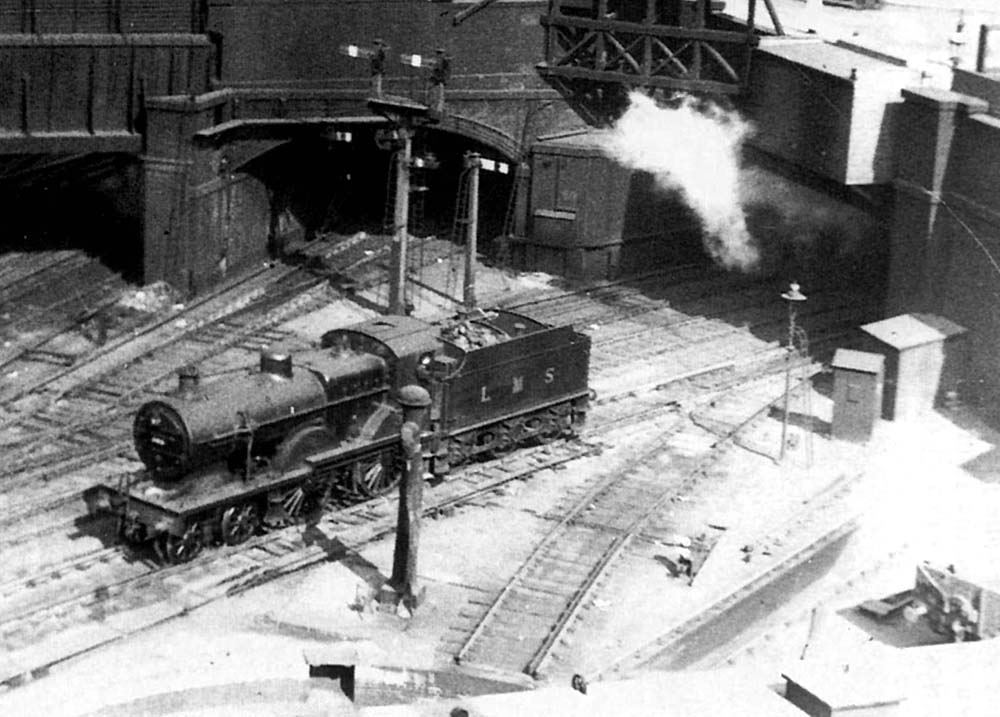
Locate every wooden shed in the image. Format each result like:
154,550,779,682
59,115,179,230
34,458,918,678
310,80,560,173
831,348,884,443
860,313,967,420
512,130,703,279
783,662,906,716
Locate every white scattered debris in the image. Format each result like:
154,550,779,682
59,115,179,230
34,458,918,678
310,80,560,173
504,481,524,497
174,319,189,329
7,371,18,379
663,534,693,549
117,281,179,313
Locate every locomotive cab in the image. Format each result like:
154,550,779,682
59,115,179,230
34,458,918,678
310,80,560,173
321,315,443,392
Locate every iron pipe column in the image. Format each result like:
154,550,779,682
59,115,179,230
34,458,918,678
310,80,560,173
386,384,432,610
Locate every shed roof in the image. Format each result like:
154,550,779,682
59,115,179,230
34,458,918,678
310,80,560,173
861,314,948,350
832,348,884,374
783,662,907,711
757,37,912,81
361,669,804,716
533,129,608,157
911,312,967,339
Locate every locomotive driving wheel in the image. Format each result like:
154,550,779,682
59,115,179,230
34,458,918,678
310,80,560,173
155,523,205,564
351,449,402,498
219,502,261,546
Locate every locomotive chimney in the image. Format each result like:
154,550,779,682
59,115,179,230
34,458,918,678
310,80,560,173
178,365,200,397
260,347,293,379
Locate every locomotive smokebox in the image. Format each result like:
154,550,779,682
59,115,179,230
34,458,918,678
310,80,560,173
260,347,294,379
177,365,200,397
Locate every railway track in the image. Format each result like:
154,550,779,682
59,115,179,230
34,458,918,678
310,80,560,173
706,542,909,672
0,356,853,691
448,368,797,679
0,228,392,412
592,469,868,680
0,258,868,553
0,251,82,304
0,281,828,550
0,231,417,480
0,430,610,689
0,275,330,477
0,253,139,394
0,261,281,409
0,249,883,689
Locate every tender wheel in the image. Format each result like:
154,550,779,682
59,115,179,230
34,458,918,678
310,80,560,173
447,434,474,468
489,421,521,458
220,503,261,546
352,449,402,498
156,523,204,564
539,405,572,441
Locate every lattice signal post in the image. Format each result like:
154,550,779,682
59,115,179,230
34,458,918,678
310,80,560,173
780,282,810,464
342,40,444,314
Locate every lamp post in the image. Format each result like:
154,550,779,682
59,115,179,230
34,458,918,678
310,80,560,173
780,282,807,462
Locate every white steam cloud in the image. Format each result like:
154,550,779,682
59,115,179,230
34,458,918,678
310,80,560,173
599,92,758,271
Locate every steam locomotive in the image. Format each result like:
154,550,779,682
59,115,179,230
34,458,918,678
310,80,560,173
85,309,591,563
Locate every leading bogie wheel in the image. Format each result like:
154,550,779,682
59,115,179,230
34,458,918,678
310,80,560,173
156,523,205,564
220,503,261,546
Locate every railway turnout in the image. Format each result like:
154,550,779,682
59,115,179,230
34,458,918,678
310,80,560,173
0,244,884,695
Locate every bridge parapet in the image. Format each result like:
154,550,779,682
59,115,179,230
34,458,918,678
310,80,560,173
0,0,205,34
0,33,212,154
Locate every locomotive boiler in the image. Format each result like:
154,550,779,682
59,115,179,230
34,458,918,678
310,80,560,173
86,309,591,564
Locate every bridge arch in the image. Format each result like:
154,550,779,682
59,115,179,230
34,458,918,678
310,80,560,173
430,114,521,162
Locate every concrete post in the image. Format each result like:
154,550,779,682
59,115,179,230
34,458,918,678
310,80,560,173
463,152,481,313
388,127,413,316
382,384,432,612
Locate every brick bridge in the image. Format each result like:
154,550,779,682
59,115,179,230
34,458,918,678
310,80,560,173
0,0,770,293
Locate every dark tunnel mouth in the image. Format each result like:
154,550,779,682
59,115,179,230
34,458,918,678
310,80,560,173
0,153,145,283
244,129,517,256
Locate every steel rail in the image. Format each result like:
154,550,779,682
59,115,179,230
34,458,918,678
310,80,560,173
593,471,866,680
0,261,282,407
524,372,815,679
0,355,835,691
0,279,330,479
